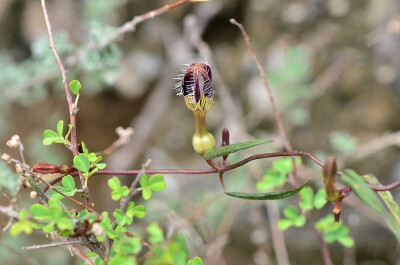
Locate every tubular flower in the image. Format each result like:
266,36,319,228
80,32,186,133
175,61,215,156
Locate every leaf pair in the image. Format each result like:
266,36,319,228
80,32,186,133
108,176,129,201
298,187,327,211
315,215,354,248
113,202,146,226
278,206,306,231
50,175,77,199
43,120,71,146
139,174,167,200
73,142,107,178
256,157,302,191
29,198,74,235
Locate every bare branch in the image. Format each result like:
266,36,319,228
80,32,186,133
40,0,91,208
229,18,299,185
22,239,83,250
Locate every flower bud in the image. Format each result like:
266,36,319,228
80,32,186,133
30,191,38,199
1,153,11,164
323,157,339,201
33,162,66,174
222,128,230,161
175,61,216,156
6,135,20,148
15,164,23,173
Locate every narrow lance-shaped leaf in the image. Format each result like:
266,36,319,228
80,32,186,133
362,174,400,242
204,139,272,160
342,170,385,215
225,180,310,200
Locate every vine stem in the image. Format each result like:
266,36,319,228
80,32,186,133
72,150,323,176
40,0,92,208
229,18,298,185
310,218,333,265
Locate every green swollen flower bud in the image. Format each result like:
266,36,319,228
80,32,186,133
175,61,215,156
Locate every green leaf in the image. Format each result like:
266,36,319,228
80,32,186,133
342,170,385,215
315,215,334,232
293,215,306,227
10,221,33,237
121,186,129,197
85,167,99,178
73,154,90,173
95,256,104,265
62,175,75,191
30,204,50,219
256,170,286,191
337,236,355,248
113,209,125,224
148,174,166,191
42,222,56,233
19,209,28,220
203,139,272,160
50,186,66,199
49,197,62,209
139,174,149,187
69,80,81,95
108,176,121,191
272,157,302,175
225,180,309,200
43,130,61,145
133,205,146,218
118,238,142,254
96,163,107,170
57,120,64,137
147,222,164,244
142,186,152,200
56,218,74,230
278,219,293,231
363,174,400,242
76,209,89,220
111,190,122,201
81,141,89,155
187,257,203,265
314,189,327,209
299,186,314,211
283,206,300,219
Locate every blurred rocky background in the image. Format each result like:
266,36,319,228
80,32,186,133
0,0,399,264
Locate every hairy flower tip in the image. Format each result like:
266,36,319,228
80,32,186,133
175,61,214,112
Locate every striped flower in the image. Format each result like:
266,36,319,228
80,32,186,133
175,61,215,156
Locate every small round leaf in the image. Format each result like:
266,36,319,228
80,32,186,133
73,154,90,173
69,80,81,95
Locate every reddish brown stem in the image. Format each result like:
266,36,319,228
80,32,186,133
369,181,400,191
310,219,333,265
40,0,92,208
219,172,228,192
229,18,298,185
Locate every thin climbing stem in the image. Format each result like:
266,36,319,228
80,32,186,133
40,0,92,208
230,18,298,185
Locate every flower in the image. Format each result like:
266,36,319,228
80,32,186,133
175,61,215,156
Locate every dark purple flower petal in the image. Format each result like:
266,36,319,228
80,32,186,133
182,69,194,96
